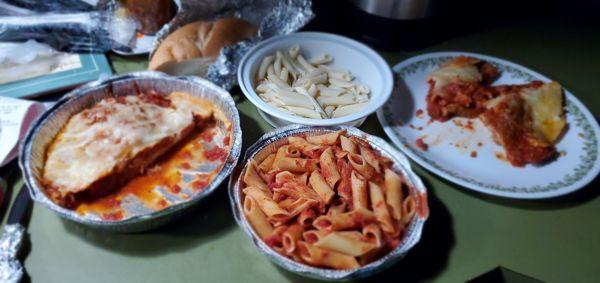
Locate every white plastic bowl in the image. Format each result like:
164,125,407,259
238,32,393,127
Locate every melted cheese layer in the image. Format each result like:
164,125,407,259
428,57,482,94
43,92,211,197
522,82,565,143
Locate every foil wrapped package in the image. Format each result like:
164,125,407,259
152,0,314,90
228,125,429,280
0,0,135,52
0,224,25,283
3,0,96,13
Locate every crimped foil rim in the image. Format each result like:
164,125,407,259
228,124,428,280
18,71,242,230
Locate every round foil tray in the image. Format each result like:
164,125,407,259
228,124,429,280
18,71,242,233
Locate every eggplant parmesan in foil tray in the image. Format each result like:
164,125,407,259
41,90,232,220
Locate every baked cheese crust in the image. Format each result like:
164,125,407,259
43,91,213,207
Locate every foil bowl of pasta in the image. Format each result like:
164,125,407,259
19,71,242,232
228,125,428,280
237,32,394,127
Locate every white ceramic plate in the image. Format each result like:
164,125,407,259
256,108,367,128
376,52,600,199
238,32,393,126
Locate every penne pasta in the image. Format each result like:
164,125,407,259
402,195,417,224
362,223,383,248
297,241,360,269
282,224,304,254
296,54,318,73
328,71,353,81
313,208,376,231
273,157,318,173
278,197,295,209
293,86,327,117
355,93,369,102
298,208,316,227
272,145,288,167
287,198,319,218
257,55,275,81
244,186,290,222
317,93,357,106
334,147,349,160
306,130,342,145
288,136,318,149
340,135,358,154
318,64,349,74
318,85,345,97
319,147,341,187
336,158,354,204
327,198,347,216
256,82,278,93
279,67,289,82
384,169,403,220
267,66,289,88
314,231,377,257
358,248,383,267
244,161,269,195
288,44,300,59
254,44,371,119
302,229,329,244
309,53,333,65
275,171,299,186
285,106,323,119
307,84,318,97
329,78,354,88
274,182,318,202
348,153,375,179
241,132,420,270
309,171,335,204
360,146,381,173
297,172,309,185
324,106,335,117
353,84,370,95
368,182,396,234
244,196,274,240
272,191,286,202
257,153,276,172
274,57,283,77
350,170,368,210
278,51,299,78
332,102,369,118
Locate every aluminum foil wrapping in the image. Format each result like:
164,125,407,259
0,0,135,52
152,0,314,90
19,71,242,233
228,125,429,281
0,224,25,283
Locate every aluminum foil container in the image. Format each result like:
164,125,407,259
228,125,429,280
150,0,314,90
18,71,242,233
0,0,137,53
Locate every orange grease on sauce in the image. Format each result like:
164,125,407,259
76,127,225,217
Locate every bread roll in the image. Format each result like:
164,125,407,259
149,18,258,77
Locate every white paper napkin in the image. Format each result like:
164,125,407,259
0,97,47,167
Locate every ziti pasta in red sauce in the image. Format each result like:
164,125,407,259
241,130,418,269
